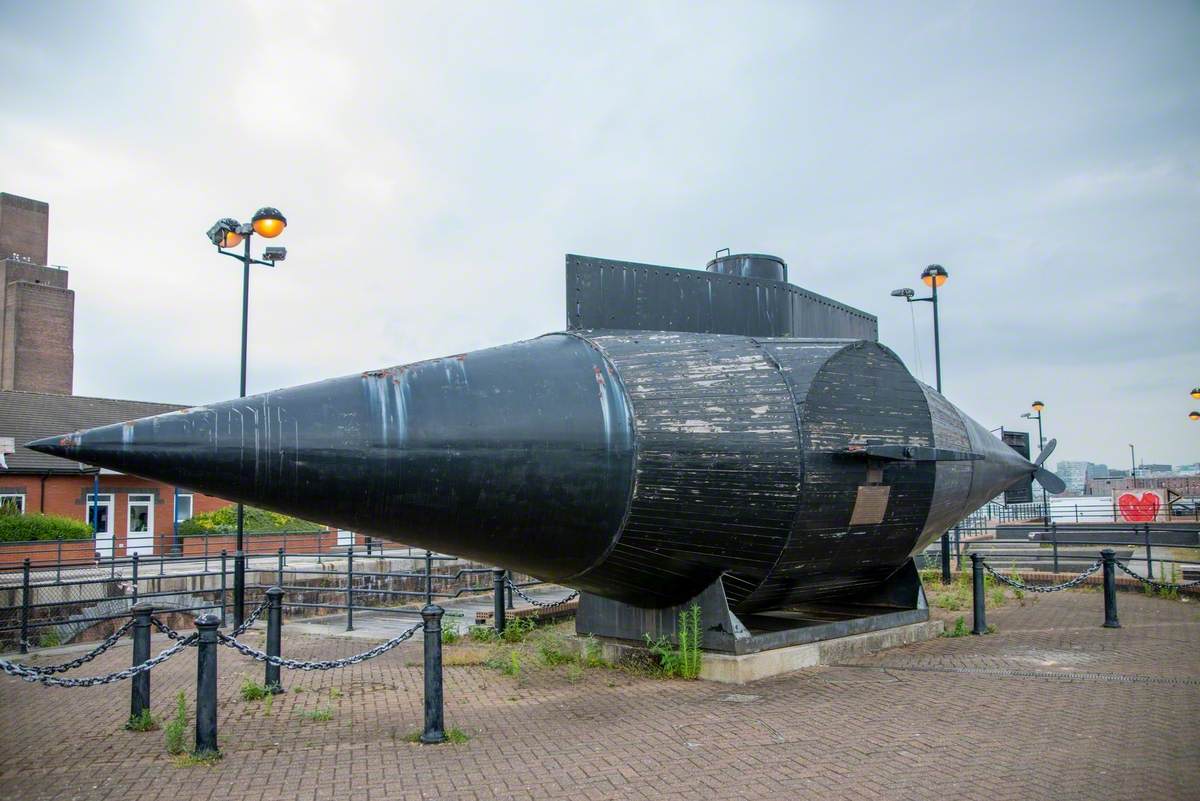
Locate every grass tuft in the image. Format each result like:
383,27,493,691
164,691,188,755
942,616,970,638
172,750,222,767
298,707,333,721
239,677,269,701
125,708,159,732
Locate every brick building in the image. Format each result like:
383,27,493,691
0,193,74,394
0,390,232,561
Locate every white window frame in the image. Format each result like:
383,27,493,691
126,494,155,556
86,493,114,535
174,493,194,525
86,493,115,558
0,493,25,514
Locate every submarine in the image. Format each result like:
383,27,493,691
29,252,1062,620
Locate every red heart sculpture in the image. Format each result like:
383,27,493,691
1118,492,1160,523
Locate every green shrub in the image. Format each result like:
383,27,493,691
178,505,322,535
0,513,93,543
164,691,188,755
37,629,62,648
442,626,461,645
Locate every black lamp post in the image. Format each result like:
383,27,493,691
1191,388,1200,422
893,265,950,581
1021,401,1047,521
205,208,288,629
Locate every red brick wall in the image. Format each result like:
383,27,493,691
2,280,74,393
3,473,232,557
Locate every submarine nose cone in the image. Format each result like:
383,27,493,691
23,334,637,583
26,434,74,458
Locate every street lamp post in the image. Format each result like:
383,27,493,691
1129,443,1136,477
1190,388,1200,422
205,208,288,629
891,264,950,581
1021,402,1047,522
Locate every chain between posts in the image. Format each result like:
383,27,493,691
505,578,579,609
981,560,1102,593
0,635,197,687
150,597,268,642
217,622,422,671
7,619,135,675
1113,560,1200,592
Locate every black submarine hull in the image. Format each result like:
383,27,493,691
30,330,1033,612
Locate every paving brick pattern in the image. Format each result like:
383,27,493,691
1,591,1197,800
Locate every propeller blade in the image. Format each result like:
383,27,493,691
1034,437,1057,468
1035,467,1066,495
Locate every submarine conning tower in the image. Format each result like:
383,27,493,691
28,253,1038,617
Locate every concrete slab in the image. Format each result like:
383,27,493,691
576,619,944,684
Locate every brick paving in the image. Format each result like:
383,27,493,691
1,591,1197,801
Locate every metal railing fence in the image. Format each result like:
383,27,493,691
922,521,1200,582
0,545,559,653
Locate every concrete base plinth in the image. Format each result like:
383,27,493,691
574,619,943,684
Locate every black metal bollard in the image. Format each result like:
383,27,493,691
19,558,30,654
970,553,987,635
492,568,506,635
940,533,952,584
1102,549,1120,629
345,545,355,632
265,586,284,693
277,547,284,588
424,550,433,606
193,614,220,756
219,550,228,627
1143,523,1153,579
1050,523,1059,574
233,549,246,631
419,604,447,744
130,602,154,720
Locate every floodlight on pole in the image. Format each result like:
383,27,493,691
203,207,289,630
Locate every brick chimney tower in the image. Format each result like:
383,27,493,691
0,192,74,394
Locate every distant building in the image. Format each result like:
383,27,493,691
1055,461,1092,495
1178,463,1200,476
0,193,73,394
1089,463,1109,480
1085,475,1200,497
0,192,232,560
1107,469,1129,478
1139,464,1173,476
0,389,231,558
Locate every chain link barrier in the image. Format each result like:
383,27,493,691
505,578,579,609
1113,560,1200,592
148,597,268,642
0,634,197,687
982,560,1102,593
217,622,421,671
7,619,135,675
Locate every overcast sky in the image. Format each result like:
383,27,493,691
1,1,1197,470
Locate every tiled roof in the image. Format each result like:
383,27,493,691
0,390,185,474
